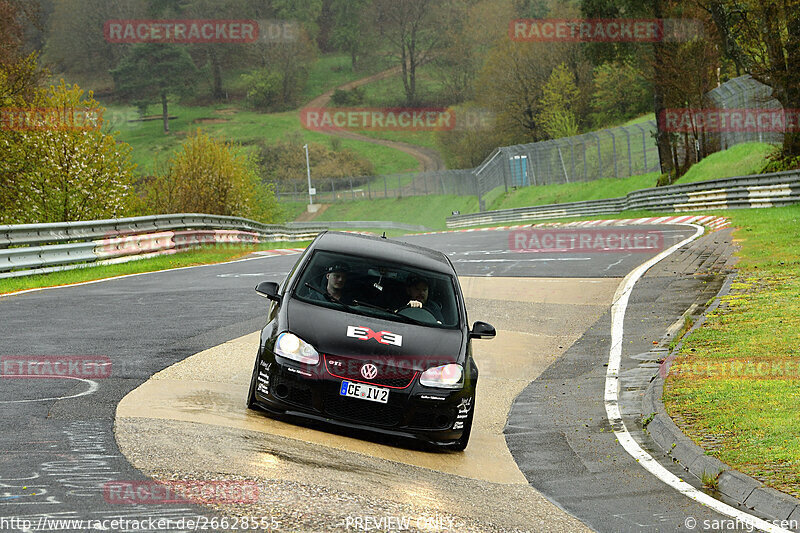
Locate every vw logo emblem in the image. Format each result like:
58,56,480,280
360,363,378,380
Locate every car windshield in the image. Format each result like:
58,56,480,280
292,250,460,328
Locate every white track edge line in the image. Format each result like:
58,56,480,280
605,223,792,533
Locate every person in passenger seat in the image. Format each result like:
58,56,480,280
310,263,351,304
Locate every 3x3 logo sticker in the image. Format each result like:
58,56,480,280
346,326,403,347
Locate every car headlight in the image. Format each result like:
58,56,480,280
274,332,319,365
419,364,463,389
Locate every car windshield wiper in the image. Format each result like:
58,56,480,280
351,299,427,326
303,283,356,312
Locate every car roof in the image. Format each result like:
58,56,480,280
310,231,454,274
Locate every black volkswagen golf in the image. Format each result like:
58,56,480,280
247,231,495,451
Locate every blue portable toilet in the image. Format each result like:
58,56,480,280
509,155,529,187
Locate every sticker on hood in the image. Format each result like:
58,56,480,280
346,326,403,347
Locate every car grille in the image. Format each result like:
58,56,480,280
322,387,405,427
324,355,417,389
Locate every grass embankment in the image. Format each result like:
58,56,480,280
302,54,391,104
107,104,419,176
664,206,800,498
291,142,776,229
675,142,776,184
0,242,311,296
311,195,479,230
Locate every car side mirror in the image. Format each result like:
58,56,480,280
255,281,281,303
469,321,496,339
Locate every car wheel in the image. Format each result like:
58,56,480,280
446,399,474,451
246,355,260,410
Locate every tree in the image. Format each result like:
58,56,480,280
43,0,144,79
0,81,137,224
248,30,316,110
183,0,260,100
590,60,652,128
146,130,280,222
581,0,684,175
329,0,374,71
374,0,450,105
111,43,199,133
539,63,580,138
432,0,480,104
476,38,576,143
699,0,800,164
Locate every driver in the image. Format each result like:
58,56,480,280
400,276,444,323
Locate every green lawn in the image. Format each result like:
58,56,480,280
675,142,777,184
313,195,479,230
105,103,419,176
489,173,659,211
302,53,391,104
289,139,777,228
360,62,446,108
664,205,800,498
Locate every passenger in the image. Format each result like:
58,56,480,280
311,263,351,303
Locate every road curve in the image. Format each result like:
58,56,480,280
0,226,757,533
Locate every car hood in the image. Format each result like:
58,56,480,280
286,299,464,368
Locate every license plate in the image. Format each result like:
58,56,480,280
339,381,389,404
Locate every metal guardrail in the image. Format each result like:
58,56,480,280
0,214,434,280
0,214,329,279
0,214,326,248
446,170,800,228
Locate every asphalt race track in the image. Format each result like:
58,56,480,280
0,226,768,532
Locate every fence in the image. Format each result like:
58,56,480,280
473,121,661,208
272,169,476,203
705,74,783,150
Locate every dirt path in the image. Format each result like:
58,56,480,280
293,203,329,221
306,66,446,173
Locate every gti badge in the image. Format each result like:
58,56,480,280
360,363,379,380
346,326,403,347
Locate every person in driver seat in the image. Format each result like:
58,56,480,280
399,275,444,323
